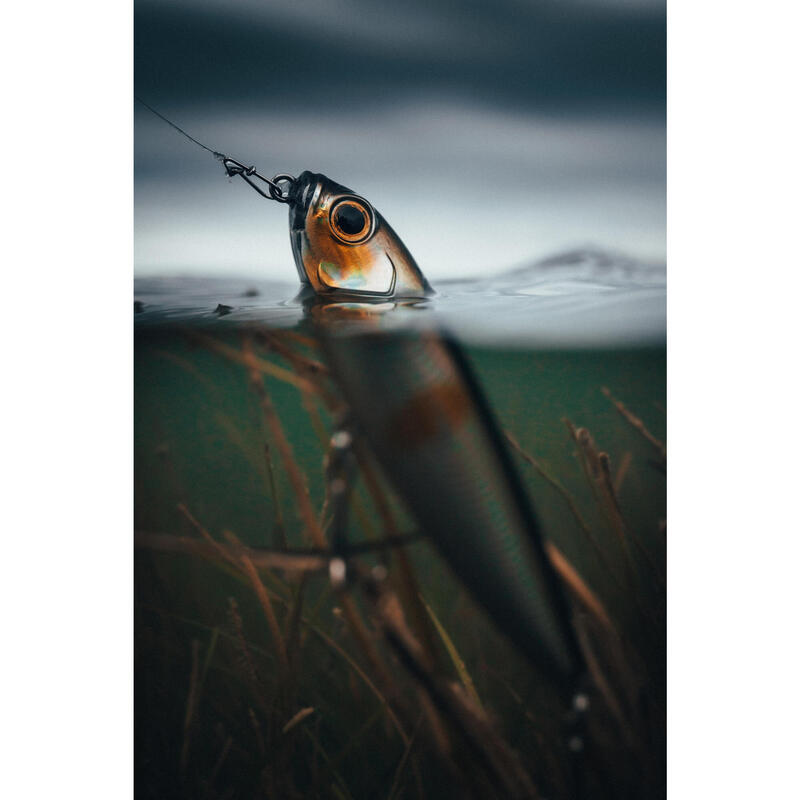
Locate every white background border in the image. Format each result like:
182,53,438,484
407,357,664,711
668,1,799,795
2,2,133,796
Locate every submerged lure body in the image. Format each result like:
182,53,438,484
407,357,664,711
286,171,582,687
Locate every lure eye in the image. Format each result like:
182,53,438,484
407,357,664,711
329,197,374,244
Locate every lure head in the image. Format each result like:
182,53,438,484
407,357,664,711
288,172,433,301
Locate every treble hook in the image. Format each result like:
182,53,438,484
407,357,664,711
220,155,295,204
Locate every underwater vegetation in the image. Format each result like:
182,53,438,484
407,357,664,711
134,323,665,799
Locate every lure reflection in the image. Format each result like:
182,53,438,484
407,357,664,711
285,172,583,689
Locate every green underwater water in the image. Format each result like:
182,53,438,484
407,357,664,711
134,318,665,799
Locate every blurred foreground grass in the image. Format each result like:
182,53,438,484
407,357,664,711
134,325,665,799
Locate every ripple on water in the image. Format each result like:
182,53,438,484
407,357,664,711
134,247,665,348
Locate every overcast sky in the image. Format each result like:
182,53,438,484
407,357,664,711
135,0,665,280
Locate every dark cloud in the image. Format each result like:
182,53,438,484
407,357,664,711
135,0,665,114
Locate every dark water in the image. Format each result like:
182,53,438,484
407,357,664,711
134,251,665,799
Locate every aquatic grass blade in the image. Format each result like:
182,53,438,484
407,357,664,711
421,597,482,712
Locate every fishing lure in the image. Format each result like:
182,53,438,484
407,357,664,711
287,172,433,300
138,99,586,691
286,170,582,687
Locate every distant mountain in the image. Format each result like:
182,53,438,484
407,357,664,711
493,247,665,288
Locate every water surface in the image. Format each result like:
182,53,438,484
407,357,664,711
134,247,665,348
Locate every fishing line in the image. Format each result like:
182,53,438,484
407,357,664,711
135,96,294,202
135,95,223,158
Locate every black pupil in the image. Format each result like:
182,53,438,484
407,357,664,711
335,204,366,236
